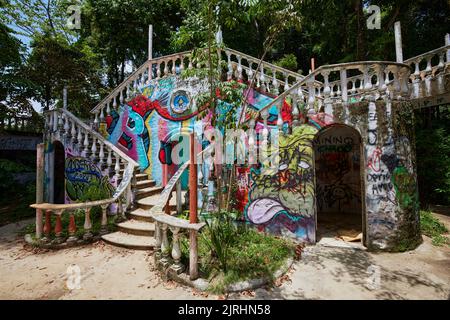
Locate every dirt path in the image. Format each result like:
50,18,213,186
0,219,449,300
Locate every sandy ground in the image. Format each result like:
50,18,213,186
0,217,449,300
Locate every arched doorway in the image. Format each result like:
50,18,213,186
313,124,364,245
53,141,65,204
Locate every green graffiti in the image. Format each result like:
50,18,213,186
392,165,418,210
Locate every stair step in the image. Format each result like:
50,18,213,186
135,173,149,182
116,219,155,236
136,179,156,189
101,232,155,250
135,186,164,200
136,190,185,211
127,208,156,222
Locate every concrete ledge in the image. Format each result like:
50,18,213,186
24,233,103,250
154,254,294,293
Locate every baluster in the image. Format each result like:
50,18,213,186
169,227,184,273
378,65,387,94
363,65,372,91
91,137,97,160
425,57,432,73
307,75,316,112
292,96,300,127
148,62,153,83
226,51,232,80
188,57,193,70
83,131,89,156
98,142,105,168
114,154,120,181
106,98,111,116
438,52,445,69
260,109,269,166
179,57,185,73
155,222,162,259
157,62,162,78
93,112,99,128
160,224,170,266
83,208,92,240
284,74,289,92
63,114,70,138
323,71,331,97
272,70,279,95
237,55,243,81
259,66,266,91
171,59,176,74
100,105,105,122
54,210,63,244
248,119,256,165
100,204,109,234
163,61,169,76
120,90,124,105
248,62,254,81
107,149,112,174
42,210,52,242
67,210,77,243
77,126,82,148
277,102,283,132
111,98,115,114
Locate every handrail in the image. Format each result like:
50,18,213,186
91,51,192,114
248,60,410,122
31,108,139,212
403,44,450,64
57,108,139,167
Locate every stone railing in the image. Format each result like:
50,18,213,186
29,108,140,246
403,44,450,99
91,51,192,117
245,61,411,129
147,144,212,279
150,212,205,278
90,47,320,119
0,113,43,133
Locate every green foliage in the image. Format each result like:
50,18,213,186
201,211,237,273
273,53,298,72
0,159,32,195
420,210,449,247
181,221,295,293
415,106,450,206
77,179,113,202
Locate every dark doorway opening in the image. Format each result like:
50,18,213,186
53,141,65,204
313,124,364,244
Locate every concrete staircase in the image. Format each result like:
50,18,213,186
101,172,183,250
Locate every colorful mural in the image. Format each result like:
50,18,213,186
244,125,317,242
104,77,205,186
65,156,113,201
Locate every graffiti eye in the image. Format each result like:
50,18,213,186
298,161,310,169
279,163,288,171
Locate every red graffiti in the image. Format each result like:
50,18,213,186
368,147,382,172
127,94,198,121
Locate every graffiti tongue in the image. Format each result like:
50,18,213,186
247,198,285,224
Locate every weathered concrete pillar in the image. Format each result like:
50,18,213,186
189,133,198,280
394,22,403,63
35,143,44,238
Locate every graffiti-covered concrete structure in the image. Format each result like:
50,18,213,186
32,34,450,254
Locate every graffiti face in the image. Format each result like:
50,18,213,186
245,125,317,241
